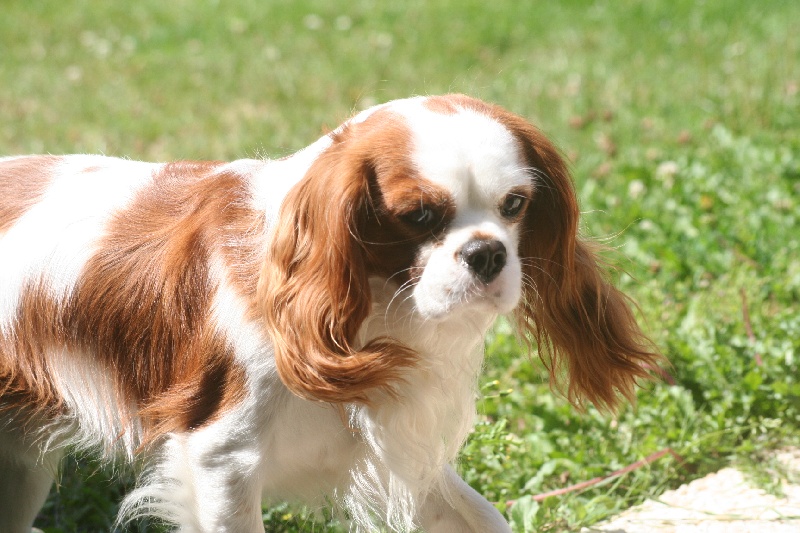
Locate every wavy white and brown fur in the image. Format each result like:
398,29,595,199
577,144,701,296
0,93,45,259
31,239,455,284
0,95,658,532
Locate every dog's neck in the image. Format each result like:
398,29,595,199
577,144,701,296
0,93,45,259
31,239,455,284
339,279,493,527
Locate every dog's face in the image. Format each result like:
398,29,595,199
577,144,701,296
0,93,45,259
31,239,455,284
388,100,529,320
261,94,656,408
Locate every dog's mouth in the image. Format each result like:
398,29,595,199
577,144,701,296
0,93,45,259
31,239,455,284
407,258,522,321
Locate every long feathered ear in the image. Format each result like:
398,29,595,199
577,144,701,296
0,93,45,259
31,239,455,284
258,127,417,404
499,111,661,412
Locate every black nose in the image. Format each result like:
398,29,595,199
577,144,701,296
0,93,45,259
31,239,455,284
461,239,507,283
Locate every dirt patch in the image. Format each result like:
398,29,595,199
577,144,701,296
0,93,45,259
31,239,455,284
585,449,800,532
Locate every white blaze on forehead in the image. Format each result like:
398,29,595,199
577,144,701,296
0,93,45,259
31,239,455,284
392,100,530,209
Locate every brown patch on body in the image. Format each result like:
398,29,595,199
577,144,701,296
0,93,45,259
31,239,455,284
0,283,64,420
0,156,59,235
1,160,258,446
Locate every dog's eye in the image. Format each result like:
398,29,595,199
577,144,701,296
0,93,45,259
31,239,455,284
501,194,527,219
401,206,437,228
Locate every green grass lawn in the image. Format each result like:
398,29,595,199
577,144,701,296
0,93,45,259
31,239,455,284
2,0,799,531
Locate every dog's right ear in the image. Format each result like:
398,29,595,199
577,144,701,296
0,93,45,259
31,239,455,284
258,125,416,404
487,103,662,412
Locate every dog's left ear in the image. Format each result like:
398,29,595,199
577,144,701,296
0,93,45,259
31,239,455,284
498,110,661,411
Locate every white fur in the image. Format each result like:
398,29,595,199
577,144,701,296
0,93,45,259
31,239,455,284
44,349,141,460
411,220,523,319
345,284,495,531
0,97,523,533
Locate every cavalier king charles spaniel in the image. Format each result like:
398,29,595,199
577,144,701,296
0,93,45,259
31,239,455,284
0,94,658,532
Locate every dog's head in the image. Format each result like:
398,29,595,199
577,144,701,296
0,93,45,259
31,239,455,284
260,94,658,408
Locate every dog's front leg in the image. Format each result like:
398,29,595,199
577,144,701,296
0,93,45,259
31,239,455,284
418,465,511,533
122,430,265,533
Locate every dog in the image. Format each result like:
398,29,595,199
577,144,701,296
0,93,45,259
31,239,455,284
0,94,658,532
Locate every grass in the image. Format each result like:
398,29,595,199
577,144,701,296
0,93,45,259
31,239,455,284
2,0,798,530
